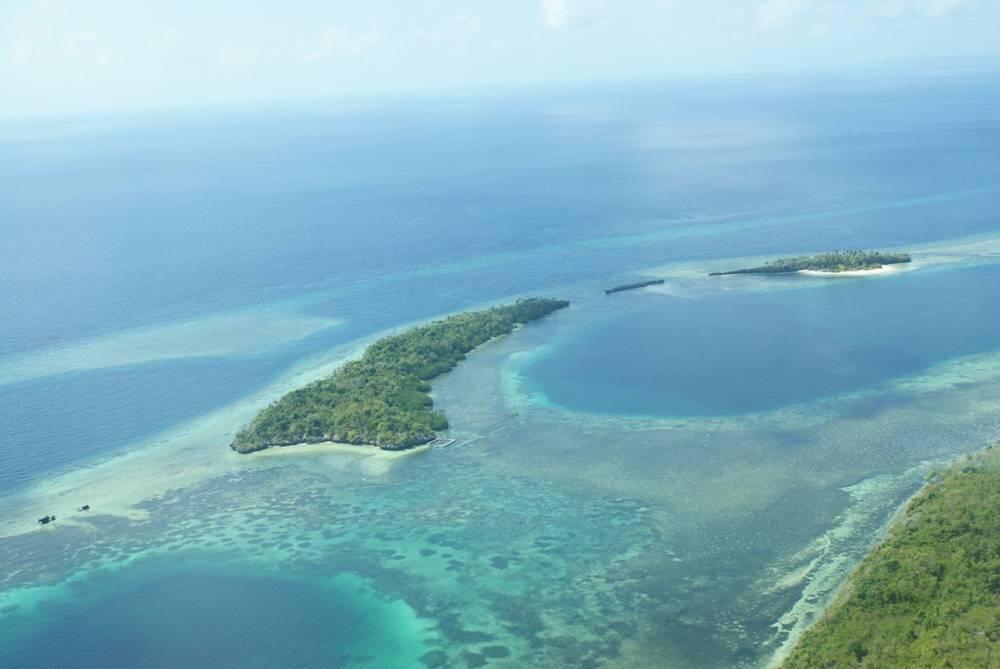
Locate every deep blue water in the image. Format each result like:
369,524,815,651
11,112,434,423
521,263,1000,417
2,72,999,487
3,72,1000,357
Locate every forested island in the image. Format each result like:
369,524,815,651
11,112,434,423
710,251,911,276
605,279,665,295
781,444,999,668
231,298,569,453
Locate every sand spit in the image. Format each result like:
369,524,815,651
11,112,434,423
0,310,340,387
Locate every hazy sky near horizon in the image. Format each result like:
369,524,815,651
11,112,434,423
2,0,999,118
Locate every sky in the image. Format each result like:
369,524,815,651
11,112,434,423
2,0,999,118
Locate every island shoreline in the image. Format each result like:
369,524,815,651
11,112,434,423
798,264,904,277
710,250,912,277
230,298,570,454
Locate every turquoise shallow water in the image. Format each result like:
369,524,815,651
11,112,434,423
2,71,1000,668
4,259,1000,667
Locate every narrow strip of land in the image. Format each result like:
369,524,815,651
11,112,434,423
231,298,569,453
604,279,665,295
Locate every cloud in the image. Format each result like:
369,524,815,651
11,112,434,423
410,15,485,51
451,15,484,41
923,0,978,16
218,45,257,66
541,0,609,30
304,26,380,62
865,0,908,17
755,0,810,30
754,0,975,29
6,0,114,67
147,28,182,53
864,0,978,18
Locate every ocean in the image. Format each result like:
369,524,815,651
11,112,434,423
1,68,999,668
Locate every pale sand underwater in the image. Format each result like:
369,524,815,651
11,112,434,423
0,309,340,387
0,336,369,539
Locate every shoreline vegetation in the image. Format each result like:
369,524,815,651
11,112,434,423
781,443,1000,669
230,298,569,454
604,279,665,295
710,250,911,276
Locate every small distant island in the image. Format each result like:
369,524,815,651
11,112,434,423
781,443,999,668
231,298,569,454
709,250,911,277
605,279,665,295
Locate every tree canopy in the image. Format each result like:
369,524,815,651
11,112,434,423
711,250,911,276
781,444,1000,668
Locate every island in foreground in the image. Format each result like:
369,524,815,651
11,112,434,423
231,298,569,453
781,443,999,669
710,250,911,276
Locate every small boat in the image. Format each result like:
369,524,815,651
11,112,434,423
37,515,54,525
79,505,90,511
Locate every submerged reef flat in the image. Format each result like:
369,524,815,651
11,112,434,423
710,250,911,276
6,238,1000,666
231,298,569,453
780,444,1000,669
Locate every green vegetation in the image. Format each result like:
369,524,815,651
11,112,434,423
231,298,569,453
604,278,665,295
781,444,1000,669
710,250,911,276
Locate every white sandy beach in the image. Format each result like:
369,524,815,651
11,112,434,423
798,264,905,278
253,441,433,476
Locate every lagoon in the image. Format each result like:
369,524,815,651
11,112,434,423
519,263,1000,418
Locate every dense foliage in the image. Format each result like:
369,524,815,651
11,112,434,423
231,298,569,453
782,444,1000,669
710,250,911,276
